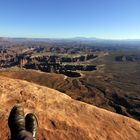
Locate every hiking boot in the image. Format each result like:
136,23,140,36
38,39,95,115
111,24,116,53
8,105,25,138
25,113,38,140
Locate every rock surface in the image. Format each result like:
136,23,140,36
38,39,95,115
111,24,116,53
0,76,140,140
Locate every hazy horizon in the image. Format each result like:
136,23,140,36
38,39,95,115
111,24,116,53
1,36,140,41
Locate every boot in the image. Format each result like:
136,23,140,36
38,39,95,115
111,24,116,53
8,105,25,139
25,113,38,140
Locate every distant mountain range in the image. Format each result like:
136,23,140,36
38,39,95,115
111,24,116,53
0,37,140,48
0,36,140,42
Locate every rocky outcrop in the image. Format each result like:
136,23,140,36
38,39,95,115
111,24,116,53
1,69,140,121
0,76,140,140
115,55,140,62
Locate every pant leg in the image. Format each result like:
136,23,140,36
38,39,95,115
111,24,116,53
12,130,34,140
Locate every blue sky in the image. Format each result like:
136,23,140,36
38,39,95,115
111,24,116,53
0,0,140,39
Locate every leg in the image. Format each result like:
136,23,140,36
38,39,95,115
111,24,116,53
14,130,34,140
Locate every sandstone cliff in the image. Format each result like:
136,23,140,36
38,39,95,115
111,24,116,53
0,76,139,140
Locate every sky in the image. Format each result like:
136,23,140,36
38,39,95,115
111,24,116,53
0,0,140,39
